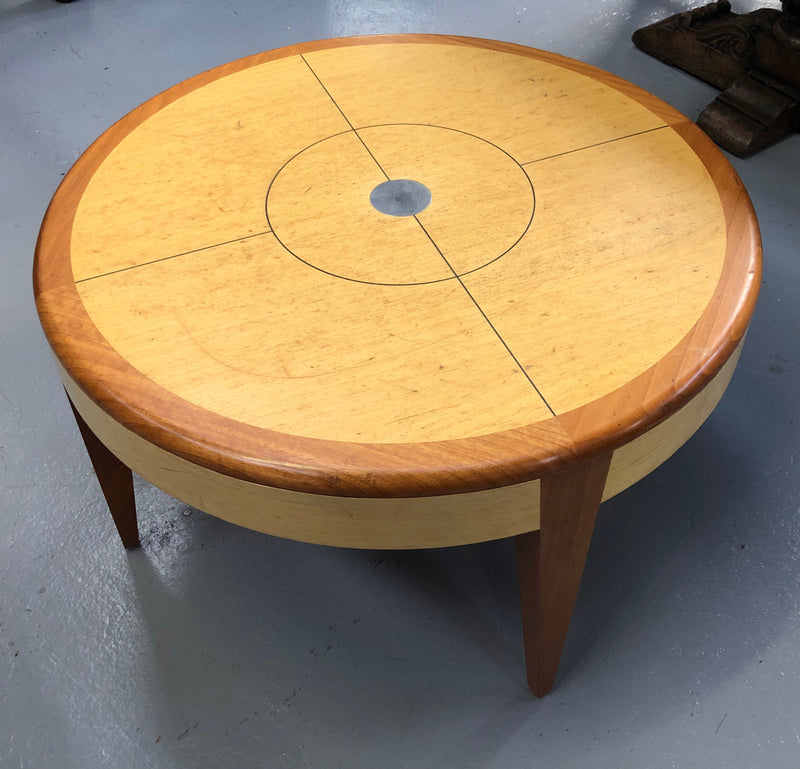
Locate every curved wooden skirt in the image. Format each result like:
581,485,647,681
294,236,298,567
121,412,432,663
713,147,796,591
60,343,741,549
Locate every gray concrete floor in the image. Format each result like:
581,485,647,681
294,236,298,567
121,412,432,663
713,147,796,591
2,0,799,767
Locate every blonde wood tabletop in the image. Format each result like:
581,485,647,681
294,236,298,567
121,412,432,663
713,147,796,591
34,35,761,694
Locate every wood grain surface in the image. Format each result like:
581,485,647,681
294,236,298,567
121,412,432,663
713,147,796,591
58,345,737,548
34,35,761,499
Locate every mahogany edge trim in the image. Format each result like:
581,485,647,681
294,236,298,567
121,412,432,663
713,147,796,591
553,120,762,458
33,35,760,498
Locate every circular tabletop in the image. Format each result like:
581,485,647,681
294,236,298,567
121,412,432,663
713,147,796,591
34,35,761,498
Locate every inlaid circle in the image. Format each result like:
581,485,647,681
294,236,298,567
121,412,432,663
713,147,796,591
264,123,535,285
369,179,432,217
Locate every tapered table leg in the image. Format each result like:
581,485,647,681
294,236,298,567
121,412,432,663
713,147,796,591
67,394,140,549
515,452,612,697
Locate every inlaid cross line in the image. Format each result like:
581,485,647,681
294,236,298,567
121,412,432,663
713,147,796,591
412,216,557,417
75,231,272,283
521,124,669,166
300,54,391,182
300,55,556,415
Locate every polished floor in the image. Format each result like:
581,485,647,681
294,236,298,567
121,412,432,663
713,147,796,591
2,0,799,767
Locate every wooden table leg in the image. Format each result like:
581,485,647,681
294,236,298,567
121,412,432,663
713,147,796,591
67,393,140,549
515,452,612,696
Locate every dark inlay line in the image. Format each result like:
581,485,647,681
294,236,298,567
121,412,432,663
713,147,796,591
521,124,669,166
75,231,271,284
413,217,557,417
297,57,555,415
300,54,390,181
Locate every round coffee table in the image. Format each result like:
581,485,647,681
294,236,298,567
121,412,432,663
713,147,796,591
34,35,761,695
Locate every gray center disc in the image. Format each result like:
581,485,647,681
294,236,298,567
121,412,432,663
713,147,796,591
370,179,432,217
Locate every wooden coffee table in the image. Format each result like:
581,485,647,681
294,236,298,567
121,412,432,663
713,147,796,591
34,35,761,696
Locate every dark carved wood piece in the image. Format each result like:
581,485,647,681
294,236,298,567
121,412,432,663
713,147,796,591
67,393,141,549
633,0,800,156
